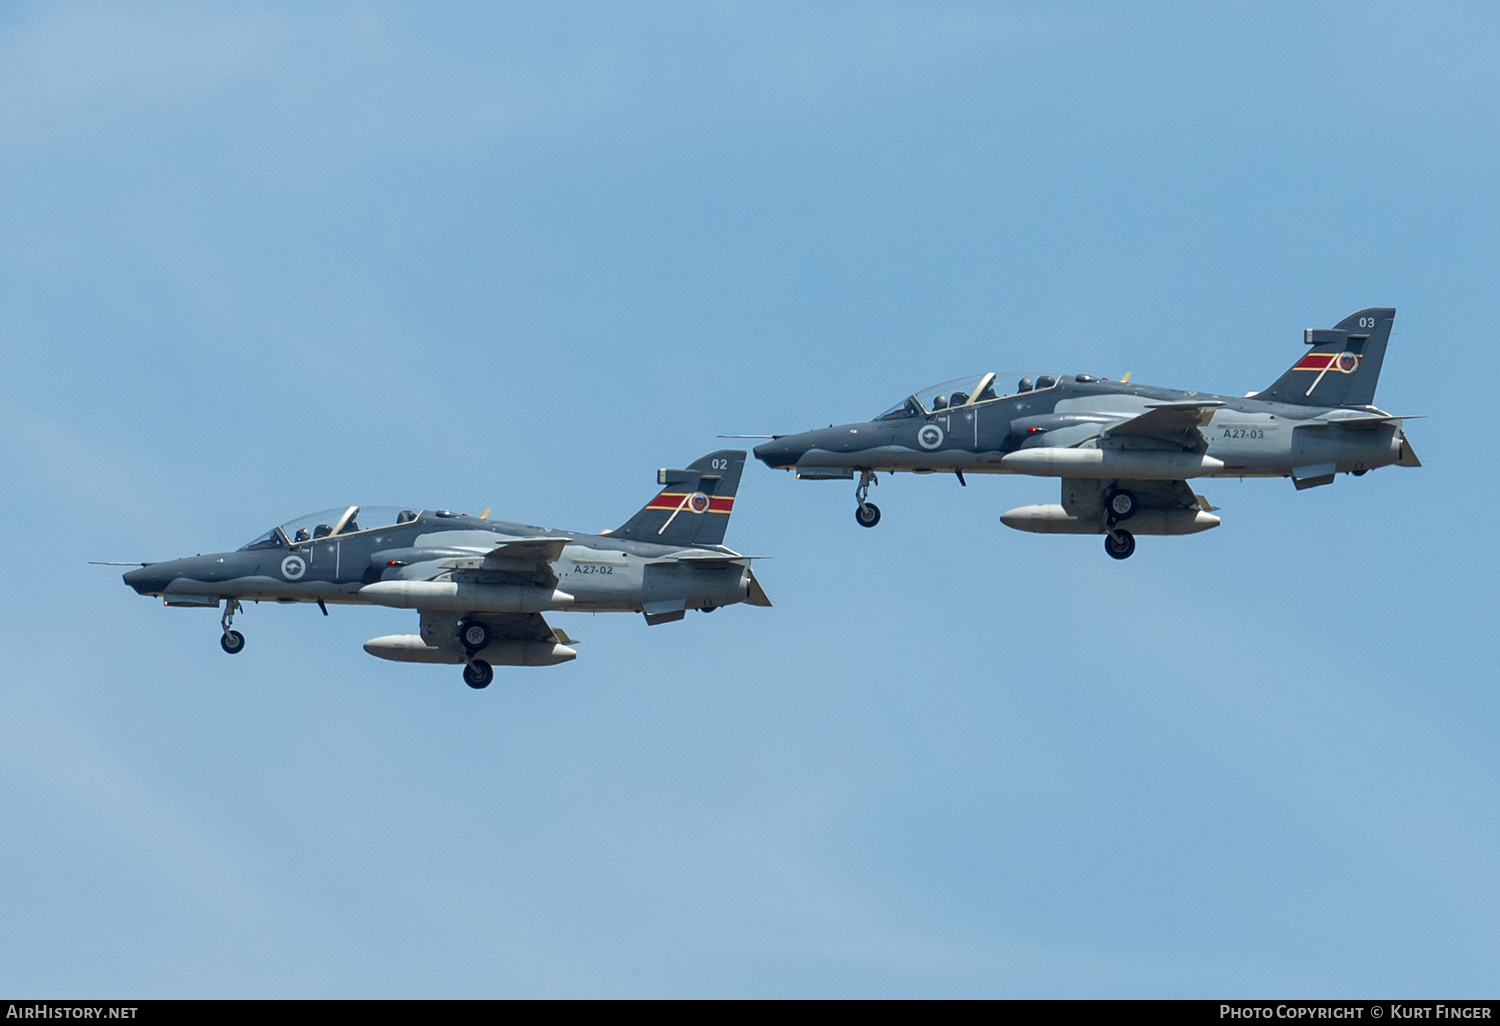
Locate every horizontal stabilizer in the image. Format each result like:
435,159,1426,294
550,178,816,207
1295,412,1421,429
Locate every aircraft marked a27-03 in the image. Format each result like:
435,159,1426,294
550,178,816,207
111,451,769,688
751,308,1420,559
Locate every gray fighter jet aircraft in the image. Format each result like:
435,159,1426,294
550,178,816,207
114,451,769,688
752,308,1419,559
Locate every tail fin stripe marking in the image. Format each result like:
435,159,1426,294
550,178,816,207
1293,353,1363,373
644,494,735,513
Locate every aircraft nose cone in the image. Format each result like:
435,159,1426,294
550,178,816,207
123,564,171,595
754,437,806,469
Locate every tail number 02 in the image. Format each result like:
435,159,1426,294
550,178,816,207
710,458,729,470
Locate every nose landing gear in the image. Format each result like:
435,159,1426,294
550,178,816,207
219,599,246,654
854,470,881,528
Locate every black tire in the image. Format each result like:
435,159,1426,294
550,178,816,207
854,502,881,528
463,660,494,689
1351,469,1368,477
220,629,246,655
459,621,490,653
1104,530,1136,560
1105,488,1137,522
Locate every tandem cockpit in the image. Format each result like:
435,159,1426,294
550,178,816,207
874,372,1084,420
238,506,423,551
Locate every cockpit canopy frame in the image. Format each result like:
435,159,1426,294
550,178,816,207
874,372,1076,421
238,506,423,551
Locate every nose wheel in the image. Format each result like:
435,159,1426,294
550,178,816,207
463,660,494,689
219,599,246,654
854,470,881,528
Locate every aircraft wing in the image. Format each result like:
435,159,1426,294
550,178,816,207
1101,401,1224,451
439,537,571,586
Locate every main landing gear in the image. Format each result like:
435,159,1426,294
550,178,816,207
219,598,246,654
455,619,495,688
1102,486,1137,560
854,470,881,528
463,660,494,689
1104,530,1136,560
458,620,490,654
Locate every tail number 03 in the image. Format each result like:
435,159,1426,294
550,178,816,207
1358,316,1377,329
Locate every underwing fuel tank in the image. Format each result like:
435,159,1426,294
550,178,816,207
363,634,578,666
1000,505,1221,536
358,581,575,613
1001,448,1226,479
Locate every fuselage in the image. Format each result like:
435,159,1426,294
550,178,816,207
123,510,756,615
753,375,1409,479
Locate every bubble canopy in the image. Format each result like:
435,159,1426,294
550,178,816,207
874,372,1077,420
239,506,421,550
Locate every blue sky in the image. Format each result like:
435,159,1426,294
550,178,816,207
2,1,1498,997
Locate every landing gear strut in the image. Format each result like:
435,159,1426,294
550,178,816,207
854,470,881,528
463,660,494,689
219,598,246,654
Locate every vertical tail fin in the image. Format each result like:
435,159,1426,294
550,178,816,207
1258,308,1395,407
611,450,746,547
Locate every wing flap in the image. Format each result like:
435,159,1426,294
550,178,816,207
439,536,570,586
1101,402,1224,451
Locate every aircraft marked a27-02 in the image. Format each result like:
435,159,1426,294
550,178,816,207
750,308,1419,559
110,451,769,688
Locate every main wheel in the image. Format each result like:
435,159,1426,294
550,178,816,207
854,502,882,528
459,621,490,653
1104,530,1136,560
463,660,494,689
220,629,246,655
1105,488,1137,521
